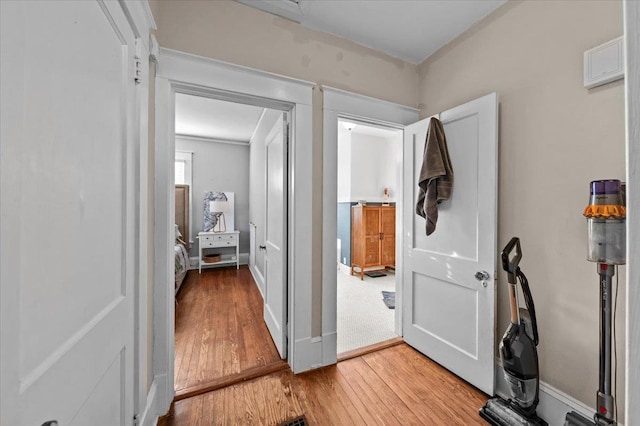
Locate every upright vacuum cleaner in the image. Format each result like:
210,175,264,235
565,179,626,426
480,237,547,426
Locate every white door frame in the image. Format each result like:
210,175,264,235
624,1,639,423
153,48,314,415
322,87,418,362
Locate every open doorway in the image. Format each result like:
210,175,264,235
171,93,289,397
336,118,403,355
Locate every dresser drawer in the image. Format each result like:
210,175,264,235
201,240,236,248
199,233,237,248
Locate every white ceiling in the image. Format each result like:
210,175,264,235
236,0,506,64
339,119,403,139
175,93,265,143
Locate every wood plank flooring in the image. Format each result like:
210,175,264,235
162,343,489,425
174,266,282,395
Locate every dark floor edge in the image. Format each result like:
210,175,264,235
337,336,404,363
174,360,290,402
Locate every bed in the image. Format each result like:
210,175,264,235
175,240,190,295
175,184,191,294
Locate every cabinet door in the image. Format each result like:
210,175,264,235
380,207,396,266
363,207,381,266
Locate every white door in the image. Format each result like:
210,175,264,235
264,113,288,358
1,1,137,425
402,93,498,394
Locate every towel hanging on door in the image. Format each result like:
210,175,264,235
416,117,454,235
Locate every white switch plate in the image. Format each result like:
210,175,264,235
584,36,624,89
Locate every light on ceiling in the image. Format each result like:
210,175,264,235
342,121,357,131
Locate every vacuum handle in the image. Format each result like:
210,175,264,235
501,237,522,284
518,269,539,346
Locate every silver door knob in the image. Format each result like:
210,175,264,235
475,270,490,287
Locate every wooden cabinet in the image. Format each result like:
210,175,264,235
351,205,396,280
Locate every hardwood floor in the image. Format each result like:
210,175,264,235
174,266,283,396
162,343,489,425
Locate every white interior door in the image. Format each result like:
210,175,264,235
402,93,498,394
264,113,288,358
1,1,137,424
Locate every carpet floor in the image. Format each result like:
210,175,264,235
337,269,397,354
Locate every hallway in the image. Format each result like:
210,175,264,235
174,266,284,399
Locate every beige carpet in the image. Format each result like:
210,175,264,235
337,269,397,354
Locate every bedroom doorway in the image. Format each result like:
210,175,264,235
336,118,403,356
171,92,290,398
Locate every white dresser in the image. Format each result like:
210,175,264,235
197,231,240,272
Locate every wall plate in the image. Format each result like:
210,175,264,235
584,36,624,89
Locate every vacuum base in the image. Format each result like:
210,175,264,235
480,397,548,426
565,411,615,426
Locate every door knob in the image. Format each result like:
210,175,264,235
475,270,490,287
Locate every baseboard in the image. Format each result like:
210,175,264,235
338,263,351,275
249,264,265,299
291,336,325,373
494,360,620,426
138,380,160,426
321,331,337,366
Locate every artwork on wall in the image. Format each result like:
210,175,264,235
203,191,235,233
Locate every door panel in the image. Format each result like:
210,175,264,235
403,93,497,395
412,272,478,356
364,208,381,265
381,208,396,265
1,1,136,424
412,114,479,259
264,113,288,359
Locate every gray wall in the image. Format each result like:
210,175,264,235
249,110,281,293
175,137,250,257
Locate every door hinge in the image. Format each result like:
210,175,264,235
134,38,143,85
133,413,139,426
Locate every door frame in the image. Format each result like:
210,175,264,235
625,1,639,423
322,87,419,362
153,48,314,414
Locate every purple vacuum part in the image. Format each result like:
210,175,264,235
590,179,621,195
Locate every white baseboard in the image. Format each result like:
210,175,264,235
292,336,324,373
494,361,620,426
249,264,265,299
138,380,160,426
321,331,337,366
338,263,351,275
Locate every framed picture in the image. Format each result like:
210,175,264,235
203,191,235,232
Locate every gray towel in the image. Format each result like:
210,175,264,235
416,117,453,235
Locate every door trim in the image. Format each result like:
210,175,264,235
322,86,418,363
154,48,314,415
624,0,640,422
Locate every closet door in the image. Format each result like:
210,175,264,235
380,207,396,266
1,2,138,424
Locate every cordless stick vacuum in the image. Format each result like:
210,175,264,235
565,179,626,426
480,238,548,426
